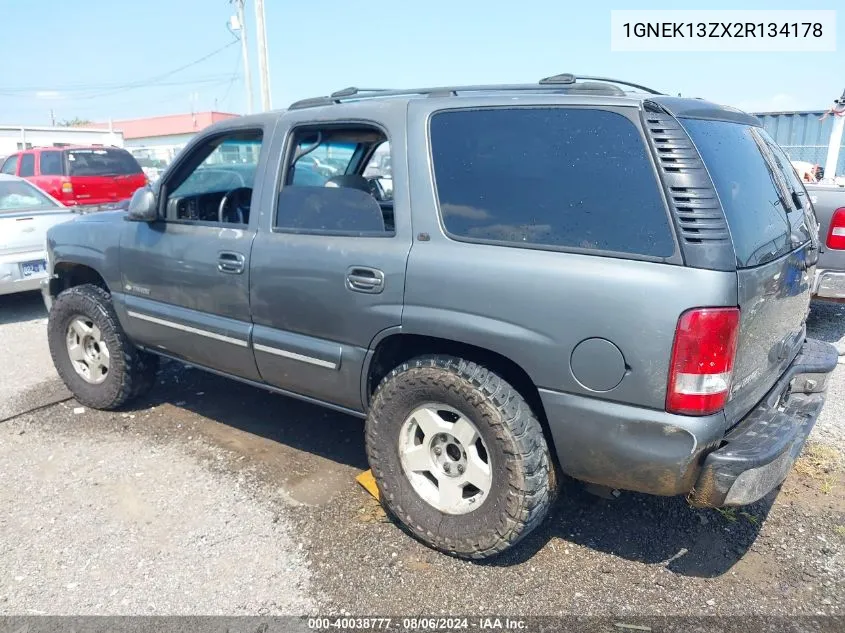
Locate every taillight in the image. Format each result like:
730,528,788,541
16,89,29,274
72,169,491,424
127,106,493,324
666,307,740,416
61,180,73,194
826,207,845,249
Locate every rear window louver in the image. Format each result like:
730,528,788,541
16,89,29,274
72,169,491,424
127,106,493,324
642,102,735,271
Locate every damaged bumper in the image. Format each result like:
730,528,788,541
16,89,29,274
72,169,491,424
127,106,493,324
539,338,837,504
689,337,837,507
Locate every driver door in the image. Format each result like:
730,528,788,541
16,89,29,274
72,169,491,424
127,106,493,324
114,128,266,381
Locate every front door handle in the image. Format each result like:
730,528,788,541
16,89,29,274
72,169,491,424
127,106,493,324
346,267,385,294
218,251,245,274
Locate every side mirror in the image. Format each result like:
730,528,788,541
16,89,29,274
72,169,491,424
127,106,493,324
126,186,158,222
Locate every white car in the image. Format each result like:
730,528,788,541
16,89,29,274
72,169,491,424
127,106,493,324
0,174,74,297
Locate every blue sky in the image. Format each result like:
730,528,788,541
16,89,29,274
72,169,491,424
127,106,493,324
1,0,841,124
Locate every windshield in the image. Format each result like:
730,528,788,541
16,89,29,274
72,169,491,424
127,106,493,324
66,148,143,177
0,179,61,212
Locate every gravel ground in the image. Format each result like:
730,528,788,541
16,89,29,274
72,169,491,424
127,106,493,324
0,292,68,421
0,293,842,617
0,419,314,615
807,300,845,449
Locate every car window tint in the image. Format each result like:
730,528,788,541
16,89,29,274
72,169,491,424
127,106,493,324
66,148,142,176
681,119,793,268
18,153,35,177
429,107,675,257
40,151,64,176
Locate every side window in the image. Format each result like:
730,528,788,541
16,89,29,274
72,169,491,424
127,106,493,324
760,133,814,246
362,142,392,200
18,153,35,177
289,137,356,186
1,155,18,175
39,151,63,176
276,126,393,236
429,108,675,257
165,130,263,225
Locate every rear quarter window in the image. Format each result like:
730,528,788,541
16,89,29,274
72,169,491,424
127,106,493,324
39,151,64,176
429,107,675,257
680,119,793,269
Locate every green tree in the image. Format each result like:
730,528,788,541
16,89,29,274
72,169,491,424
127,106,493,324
57,117,94,127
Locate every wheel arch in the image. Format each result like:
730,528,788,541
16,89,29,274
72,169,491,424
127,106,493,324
51,261,110,296
363,332,558,461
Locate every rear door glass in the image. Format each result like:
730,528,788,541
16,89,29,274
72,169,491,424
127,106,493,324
19,153,35,177
66,148,143,176
39,151,64,176
681,119,793,268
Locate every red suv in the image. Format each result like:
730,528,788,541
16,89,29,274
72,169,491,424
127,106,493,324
0,146,147,209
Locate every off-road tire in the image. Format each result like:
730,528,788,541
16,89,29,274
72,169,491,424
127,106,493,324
366,355,555,559
48,284,159,410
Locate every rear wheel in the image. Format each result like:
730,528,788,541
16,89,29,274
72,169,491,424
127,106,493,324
48,284,158,410
365,355,555,558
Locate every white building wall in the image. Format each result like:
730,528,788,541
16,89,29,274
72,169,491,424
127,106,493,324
0,126,124,158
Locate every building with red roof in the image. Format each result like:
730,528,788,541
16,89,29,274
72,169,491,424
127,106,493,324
91,111,239,176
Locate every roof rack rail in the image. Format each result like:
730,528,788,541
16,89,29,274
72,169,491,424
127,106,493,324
288,75,663,110
540,74,662,95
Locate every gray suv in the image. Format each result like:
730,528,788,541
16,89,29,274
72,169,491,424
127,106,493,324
42,75,837,559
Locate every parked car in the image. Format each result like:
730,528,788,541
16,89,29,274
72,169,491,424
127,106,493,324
806,183,845,300
0,174,73,296
0,146,146,211
41,76,837,559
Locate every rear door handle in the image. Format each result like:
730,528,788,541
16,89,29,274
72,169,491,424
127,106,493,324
218,251,245,274
346,267,385,293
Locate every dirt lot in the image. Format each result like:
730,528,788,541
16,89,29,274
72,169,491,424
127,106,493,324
0,291,843,616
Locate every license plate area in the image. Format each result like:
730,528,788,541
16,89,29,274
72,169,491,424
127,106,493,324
19,260,46,278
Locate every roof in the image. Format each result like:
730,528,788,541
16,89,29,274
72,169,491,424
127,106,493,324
287,75,660,110
91,111,239,140
281,75,758,125
4,145,130,155
753,110,826,116
0,124,120,134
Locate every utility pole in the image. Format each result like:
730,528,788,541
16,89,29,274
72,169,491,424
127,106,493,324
50,109,55,126
254,0,272,111
231,0,253,114
823,87,845,181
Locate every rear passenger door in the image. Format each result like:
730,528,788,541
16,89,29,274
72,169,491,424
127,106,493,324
18,152,35,182
249,115,411,412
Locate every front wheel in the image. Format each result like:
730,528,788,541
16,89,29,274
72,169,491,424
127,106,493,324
48,284,158,410
365,355,555,559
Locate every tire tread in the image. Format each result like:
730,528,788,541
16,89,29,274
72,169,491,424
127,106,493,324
366,354,554,559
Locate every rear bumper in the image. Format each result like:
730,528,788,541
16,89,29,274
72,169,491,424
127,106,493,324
540,338,837,505
0,251,48,297
812,268,845,299
690,337,837,507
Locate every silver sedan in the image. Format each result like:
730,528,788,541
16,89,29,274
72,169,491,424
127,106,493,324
0,174,73,297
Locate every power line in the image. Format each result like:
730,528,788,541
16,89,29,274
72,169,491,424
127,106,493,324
218,44,244,110
0,40,239,97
